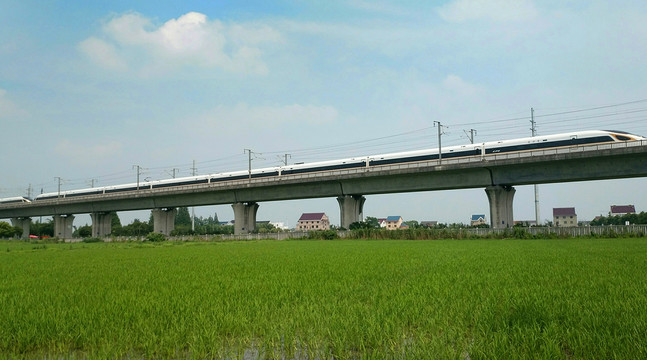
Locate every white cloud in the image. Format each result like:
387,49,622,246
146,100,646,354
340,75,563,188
55,139,124,165
78,37,127,71
438,0,538,22
79,11,279,75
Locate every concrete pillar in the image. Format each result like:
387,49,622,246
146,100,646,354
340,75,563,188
90,212,113,237
152,208,177,235
485,185,516,229
10,217,31,239
232,202,259,235
337,195,366,229
53,214,75,239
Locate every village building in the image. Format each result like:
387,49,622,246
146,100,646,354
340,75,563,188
384,216,403,230
610,205,636,216
420,221,438,228
553,207,577,227
296,213,330,231
470,214,487,226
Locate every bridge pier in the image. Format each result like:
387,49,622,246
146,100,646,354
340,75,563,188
11,217,31,239
152,208,177,235
485,185,515,229
232,202,259,235
54,214,75,239
337,195,366,229
90,212,113,237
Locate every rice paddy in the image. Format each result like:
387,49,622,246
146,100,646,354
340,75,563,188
1,238,646,359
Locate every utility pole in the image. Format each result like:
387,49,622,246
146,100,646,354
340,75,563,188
464,129,477,144
88,179,97,188
55,177,63,198
244,149,252,180
433,121,444,163
132,165,142,190
191,160,196,232
283,153,291,166
531,107,540,226
168,168,180,179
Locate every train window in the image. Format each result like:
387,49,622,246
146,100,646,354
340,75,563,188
616,135,631,141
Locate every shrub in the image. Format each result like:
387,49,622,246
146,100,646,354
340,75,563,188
308,230,339,240
145,232,167,242
82,237,103,243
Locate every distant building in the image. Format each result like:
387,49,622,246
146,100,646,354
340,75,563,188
296,213,330,231
420,221,438,228
514,220,537,227
553,207,577,227
470,214,487,226
384,216,403,230
610,205,636,216
270,222,289,230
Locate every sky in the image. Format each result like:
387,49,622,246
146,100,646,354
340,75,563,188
1,0,647,228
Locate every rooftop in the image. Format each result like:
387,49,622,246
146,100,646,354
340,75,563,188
610,205,636,214
553,207,576,216
298,212,326,221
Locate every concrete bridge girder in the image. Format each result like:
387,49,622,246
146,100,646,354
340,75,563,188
1,146,646,229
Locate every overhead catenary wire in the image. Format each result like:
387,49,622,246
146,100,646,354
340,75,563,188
20,98,647,195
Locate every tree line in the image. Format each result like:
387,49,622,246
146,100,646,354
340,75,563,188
589,212,647,226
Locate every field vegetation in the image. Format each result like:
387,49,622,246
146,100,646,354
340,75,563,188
1,238,646,359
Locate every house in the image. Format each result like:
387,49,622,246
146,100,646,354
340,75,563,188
553,207,577,227
296,213,330,231
610,205,636,216
420,221,438,228
384,216,403,230
470,214,487,226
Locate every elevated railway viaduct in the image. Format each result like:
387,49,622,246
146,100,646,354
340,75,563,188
1,141,646,237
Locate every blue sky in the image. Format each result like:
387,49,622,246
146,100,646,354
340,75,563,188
2,0,647,227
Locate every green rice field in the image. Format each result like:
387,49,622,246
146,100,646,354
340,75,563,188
1,238,646,359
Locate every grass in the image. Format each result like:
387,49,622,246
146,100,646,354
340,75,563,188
0,238,646,359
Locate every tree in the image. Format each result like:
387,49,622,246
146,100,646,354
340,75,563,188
31,219,54,237
175,207,192,226
255,222,278,233
119,219,153,236
365,216,380,228
74,225,92,238
111,213,122,233
0,221,20,238
349,217,380,230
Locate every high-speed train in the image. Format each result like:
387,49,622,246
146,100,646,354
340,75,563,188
1,129,642,203
0,196,32,204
